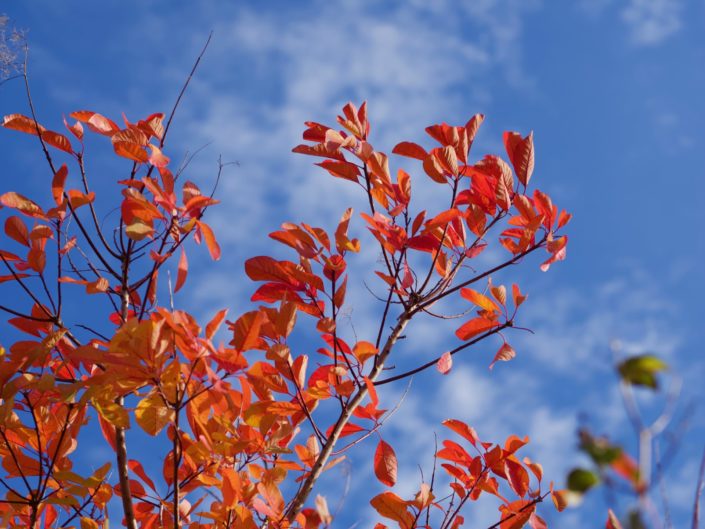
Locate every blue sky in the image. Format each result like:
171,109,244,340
2,1,704,527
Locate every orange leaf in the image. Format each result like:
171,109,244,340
504,131,534,187
0,192,46,219
41,130,73,154
370,492,414,529
205,308,228,340
52,164,68,206
436,351,453,375
460,287,499,313
392,141,427,160
374,440,398,487
113,141,149,163
455,317,497,341
316,160,360,183
2,113,45,135
512,284,527,308
505,458,530,497
147,144,170,168
490,343,516,370
498,499,534,529
71,111,119,136
197,220,221,260
174,248,188,293
442,419,479,446
4,216,29,246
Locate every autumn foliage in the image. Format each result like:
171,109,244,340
0,69,571,529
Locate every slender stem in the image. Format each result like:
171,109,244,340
375,322,511,386
283,309,414,521
413,237,546,314
115,267,137,529
692,446,705,529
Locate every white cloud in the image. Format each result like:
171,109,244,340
621,0,683,46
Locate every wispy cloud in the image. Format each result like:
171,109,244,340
621,0,683,46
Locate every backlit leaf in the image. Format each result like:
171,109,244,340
436,351,452,375
174,248,188,293
374,440,398,487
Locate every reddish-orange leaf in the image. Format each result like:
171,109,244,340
512,284,527,308
174,248,188,293
63,115,84,140
0,192,46,219
113,141,149,163
230,310,265,352
465,114,485,145
442,419,479,446
374,440,398,487
392,141,428,161
221,467,242,509
455,317,497,341
423,154,446,183
436,351,453,375
71,111,119,136
196,220,221,261
4,216,29,246
504,131,534,187
67,190,95,210
529,513,548,529
147,144,170,168
316,160,360,183
606,509,623,529
490,343,516,370
505,458,530,497
52,164,68,206
2,113,46,135
41,130,73,154
460,287,499,313
370,492,414,529
499,499,534,529
128,459,157,492
205,308,228,340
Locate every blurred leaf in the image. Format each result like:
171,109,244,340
579,429,622,466
617,354,668,389
566,468,600,493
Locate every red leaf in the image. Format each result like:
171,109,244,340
206,309,228,340
113,141,149,163
374,440,398,487
460,287,499,313
455,317,497,341
52,164,68,206
436,351,453,375
606,509,624,529
442,419,479,446
0,192,46,219
2,113,45,135
174,248,188,293
370,492,413,529
71,111,119,136
505,458,530,497
503,131,535,187
392,141,428,160
316,160,360,183
41,130,73,154
197,220,221,260
4,216,29,246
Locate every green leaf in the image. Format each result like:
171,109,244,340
579,429,622,465
566,468,600,493
618,354,669,389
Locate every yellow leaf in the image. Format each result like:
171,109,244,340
135,392,173,436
